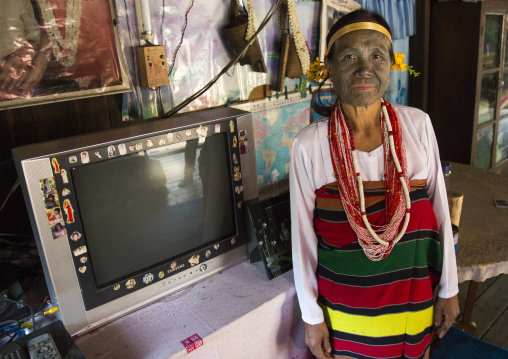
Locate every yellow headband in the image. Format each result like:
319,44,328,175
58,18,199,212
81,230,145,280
327,22,392,52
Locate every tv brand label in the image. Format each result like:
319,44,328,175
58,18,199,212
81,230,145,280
168,263,185,273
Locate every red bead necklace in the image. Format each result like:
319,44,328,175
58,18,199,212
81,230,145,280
328,99,411,261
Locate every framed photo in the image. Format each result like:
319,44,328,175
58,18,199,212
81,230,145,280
319,0,361,61
245,192,292,280
0,0,130,110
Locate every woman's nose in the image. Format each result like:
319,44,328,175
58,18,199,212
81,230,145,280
355,57,373,76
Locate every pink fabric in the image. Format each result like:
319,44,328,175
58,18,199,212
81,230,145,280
39,0,122,86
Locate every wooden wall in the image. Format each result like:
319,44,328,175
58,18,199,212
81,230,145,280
0,94,124,237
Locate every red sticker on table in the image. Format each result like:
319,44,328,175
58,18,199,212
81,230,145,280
180,334,203,353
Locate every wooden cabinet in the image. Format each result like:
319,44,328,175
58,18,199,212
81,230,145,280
428,0,508,175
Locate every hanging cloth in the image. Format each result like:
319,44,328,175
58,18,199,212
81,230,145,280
362,0,416,40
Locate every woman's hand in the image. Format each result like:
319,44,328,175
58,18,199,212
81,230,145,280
305,322,333,359
434,295,460,339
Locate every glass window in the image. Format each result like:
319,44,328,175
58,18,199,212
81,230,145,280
504,15,508,67
478,72,499,124
484,14,503,69
475,125,494,169
500,72,508,118
496,118,508,163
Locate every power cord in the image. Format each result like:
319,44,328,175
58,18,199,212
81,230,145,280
168,0,195,77
0,179,19,214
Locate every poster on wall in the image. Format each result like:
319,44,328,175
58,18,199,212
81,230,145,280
230,90,312,192
319,0,361,61
0,0,130,110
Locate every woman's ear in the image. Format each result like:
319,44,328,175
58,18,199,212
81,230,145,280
324,56,332,79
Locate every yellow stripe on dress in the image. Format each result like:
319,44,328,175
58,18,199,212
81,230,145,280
320,304,434,337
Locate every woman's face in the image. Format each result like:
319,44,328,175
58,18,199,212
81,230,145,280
325,30,392,108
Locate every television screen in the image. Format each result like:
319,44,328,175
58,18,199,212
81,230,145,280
72,134,235,288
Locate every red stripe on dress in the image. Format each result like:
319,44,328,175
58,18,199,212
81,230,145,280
332,338,404,358
318,277,433,308
332,333,432,359
429,272,440,288
315,198,438,248
404,333,433,358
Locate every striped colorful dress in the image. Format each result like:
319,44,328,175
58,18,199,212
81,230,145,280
290,104,458,359
315,180,442,358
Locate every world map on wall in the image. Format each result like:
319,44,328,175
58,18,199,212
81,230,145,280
253,100,311,188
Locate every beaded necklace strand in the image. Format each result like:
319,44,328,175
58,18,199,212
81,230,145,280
328,99,411,261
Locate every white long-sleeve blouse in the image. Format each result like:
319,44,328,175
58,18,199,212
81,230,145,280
289,104,459,325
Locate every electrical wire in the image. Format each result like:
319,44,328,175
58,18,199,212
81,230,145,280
122,0,145,119
0,179,19,214
167,0,195,77
0,237,36,250
0,295,35,331
158,0,283,119
0,158,13,167
160,0,166,42
0,234,34,240
0,320,18,328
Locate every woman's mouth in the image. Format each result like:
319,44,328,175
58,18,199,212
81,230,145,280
351,84,376,91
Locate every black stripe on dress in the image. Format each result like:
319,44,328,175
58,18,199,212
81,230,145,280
316,266,431,287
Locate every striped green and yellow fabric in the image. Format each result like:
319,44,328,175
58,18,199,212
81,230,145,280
314,180,443,359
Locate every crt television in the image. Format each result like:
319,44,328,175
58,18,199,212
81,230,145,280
12,107,258,336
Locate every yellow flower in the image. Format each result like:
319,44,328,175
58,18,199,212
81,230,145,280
307,57,328,82
394,52,405,65
391,52,419,77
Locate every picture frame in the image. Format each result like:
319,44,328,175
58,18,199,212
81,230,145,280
0,0,131,110
319,0,361,61
245,192,292,280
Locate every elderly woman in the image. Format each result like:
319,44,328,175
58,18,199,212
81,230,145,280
290,10,459,359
